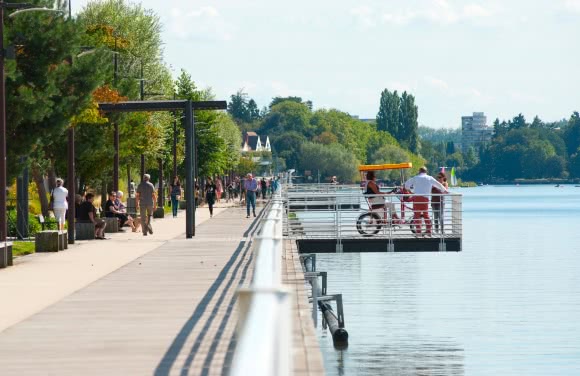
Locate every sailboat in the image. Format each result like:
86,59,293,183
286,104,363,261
450,167,458,187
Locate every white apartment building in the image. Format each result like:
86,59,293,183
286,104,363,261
461,112,493,151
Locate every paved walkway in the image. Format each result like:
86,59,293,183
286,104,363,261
0,204,260,375
0,199,325,376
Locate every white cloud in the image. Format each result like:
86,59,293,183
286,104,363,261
382,0,493,26
425,76,450,91
350,5,376,28
167,6,233,41
563,0,580,12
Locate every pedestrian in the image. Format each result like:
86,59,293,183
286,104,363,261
205,177,217,218
136,174,157,236
216,177,223,203
244,173,258,218
52,178,69,231
260,177,267,200
404,166,448,236
77,192,107,239
170,176,182,218
129,180,136,198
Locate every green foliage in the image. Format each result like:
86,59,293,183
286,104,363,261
376,89,420,153
8,212,42,238
228,90,261,124
260,101,313,137
298,142,358,183
12,241,36,257
370,144,425,181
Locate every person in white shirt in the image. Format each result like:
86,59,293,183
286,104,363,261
52,178,69,231
404,167,448,236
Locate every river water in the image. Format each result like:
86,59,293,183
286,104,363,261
315,185,580,376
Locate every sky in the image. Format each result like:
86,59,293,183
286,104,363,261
73,0,580,129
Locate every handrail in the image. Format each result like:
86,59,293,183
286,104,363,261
231,189,292,376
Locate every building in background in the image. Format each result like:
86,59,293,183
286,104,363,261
461,112,493,151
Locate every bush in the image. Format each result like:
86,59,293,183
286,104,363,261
8,211,42,238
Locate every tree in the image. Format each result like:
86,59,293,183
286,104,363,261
376,89,400,138
399,91,420,153
298,142,358,183
260,101,313,137
564,112,580,157
269,96,311,110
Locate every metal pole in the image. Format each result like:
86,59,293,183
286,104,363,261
16,158,28,239
68,0,72,19
172,115,177,178
140,154,145,181
185,100,194,238
113,122,119,192
157,158,163,207
67,127,75,244
0,5,7,242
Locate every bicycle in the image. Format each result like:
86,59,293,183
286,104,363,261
356,188,416,236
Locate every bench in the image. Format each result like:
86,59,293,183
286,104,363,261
37,214,58,231
0,242,13,268
104,217,119,233
35,230,60,252
75,222,95,240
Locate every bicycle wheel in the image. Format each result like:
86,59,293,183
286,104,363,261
356,212,382,236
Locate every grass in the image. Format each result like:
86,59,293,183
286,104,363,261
12,241,35,257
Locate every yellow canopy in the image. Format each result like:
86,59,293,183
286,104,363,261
358,162,413,172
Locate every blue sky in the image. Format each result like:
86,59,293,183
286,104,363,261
73,0,580,128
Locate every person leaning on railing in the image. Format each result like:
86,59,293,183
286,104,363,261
404,166,448,236
431,172,449,234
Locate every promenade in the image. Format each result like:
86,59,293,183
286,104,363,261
0,203,286,375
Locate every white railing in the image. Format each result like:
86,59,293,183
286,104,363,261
231,195,292,376
283,187,463,241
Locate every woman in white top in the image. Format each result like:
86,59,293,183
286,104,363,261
52,178,69,231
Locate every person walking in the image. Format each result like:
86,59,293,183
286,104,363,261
170,176,182,218
244,173,258,218
404,167,448,236
52,178,69,231
205,177,217,218
260,178,267,200
215,177,223,203
136,174,157,236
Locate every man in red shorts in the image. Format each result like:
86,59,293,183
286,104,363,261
404,166,448,236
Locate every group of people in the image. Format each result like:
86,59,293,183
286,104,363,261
52,174,157,240
365,166,449,236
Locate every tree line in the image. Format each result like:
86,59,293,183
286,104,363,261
7,0,242,216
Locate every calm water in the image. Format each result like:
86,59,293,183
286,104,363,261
316,185,580,376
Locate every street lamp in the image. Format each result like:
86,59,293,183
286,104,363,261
0,2,65,243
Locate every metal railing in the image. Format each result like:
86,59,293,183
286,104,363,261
231,195,292,376
283,185,463,242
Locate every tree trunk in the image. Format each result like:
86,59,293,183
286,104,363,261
47,159,57,193
32,163,50,217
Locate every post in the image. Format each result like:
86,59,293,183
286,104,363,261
113,122,119,192
157,158,163,207
185,100,194,238
172,115,177,178
140,154,145,181
0,5,6,242
67,127,75,244
16,158,29,239
126,164,131,198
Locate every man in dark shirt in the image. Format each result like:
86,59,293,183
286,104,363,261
77,193,106,239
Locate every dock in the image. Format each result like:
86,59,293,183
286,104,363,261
0,205,324,376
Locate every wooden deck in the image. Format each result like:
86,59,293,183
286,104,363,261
0,207,324,376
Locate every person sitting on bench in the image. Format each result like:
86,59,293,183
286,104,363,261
77,193,107,239
105,191,132,230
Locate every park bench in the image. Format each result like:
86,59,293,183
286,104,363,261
35,230,67,252
0,242,13,268
75,222,95,240
104,217,119,233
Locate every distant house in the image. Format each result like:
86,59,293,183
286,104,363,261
242,131,271,152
